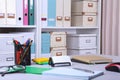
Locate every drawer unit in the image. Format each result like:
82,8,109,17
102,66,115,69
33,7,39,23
71,13,97,27
68,49,96,55
0,36,14,52
0,33,35,66
0,34,16,66
50,32,66,48
67,34,97,49
50,47,67,56
72,0,97,13
0,53,15,66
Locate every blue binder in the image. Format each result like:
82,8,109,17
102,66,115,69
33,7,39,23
28,0,34,25
47,0,56,26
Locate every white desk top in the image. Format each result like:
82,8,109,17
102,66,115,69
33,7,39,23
0,55,120,80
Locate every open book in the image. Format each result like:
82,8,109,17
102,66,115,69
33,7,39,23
42,67,104,80
72,55,112,64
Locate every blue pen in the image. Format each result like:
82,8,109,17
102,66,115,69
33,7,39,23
25,38,31,47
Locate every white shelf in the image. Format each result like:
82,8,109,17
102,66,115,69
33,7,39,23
42,27,99,29
0,25,36,28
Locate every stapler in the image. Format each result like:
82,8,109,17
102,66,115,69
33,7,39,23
48,56,72,67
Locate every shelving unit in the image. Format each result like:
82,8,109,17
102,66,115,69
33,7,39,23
39,0,102,57
0,0,102,61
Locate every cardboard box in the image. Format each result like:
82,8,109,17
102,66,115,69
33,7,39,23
50,47,67,56
71,13,97,26
72,0,97,13
50,32,66,48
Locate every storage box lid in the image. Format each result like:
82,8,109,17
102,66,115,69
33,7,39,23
51,47,67,51
67,34,97,37
50,32,66,35
72,0,98,2
72,12,97,16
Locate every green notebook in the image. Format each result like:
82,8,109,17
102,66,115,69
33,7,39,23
25,66,51,74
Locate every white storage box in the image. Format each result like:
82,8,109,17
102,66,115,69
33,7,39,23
0,53,15,66
50,32,66,48
50,47,67,56
72,0,98,13
67,34,97,49
0,35,15,52
13,32,35,44
0,33,29,53
71,14,97,27
68,49,96,55
0,34,17,66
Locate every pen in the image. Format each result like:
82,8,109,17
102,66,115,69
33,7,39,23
73,68,94,74
18,40,33,64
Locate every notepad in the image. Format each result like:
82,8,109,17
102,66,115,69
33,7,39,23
42,67,104,80
72,55,112,64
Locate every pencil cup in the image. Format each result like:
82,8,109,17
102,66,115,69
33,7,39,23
13,39,33,66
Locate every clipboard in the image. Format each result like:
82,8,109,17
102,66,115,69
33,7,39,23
72,55,112,64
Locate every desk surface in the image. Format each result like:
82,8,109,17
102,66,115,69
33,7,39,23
0,55,120,80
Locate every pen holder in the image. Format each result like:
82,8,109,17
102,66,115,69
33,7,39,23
14,39,33,66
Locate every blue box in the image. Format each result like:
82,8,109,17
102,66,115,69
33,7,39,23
41,43,50,54
41,33,50,43
31,43,35,54
41,33,50,54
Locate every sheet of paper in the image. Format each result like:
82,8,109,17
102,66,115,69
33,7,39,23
42,67,104,80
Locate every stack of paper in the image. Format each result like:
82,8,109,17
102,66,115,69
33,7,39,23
42,67,104,80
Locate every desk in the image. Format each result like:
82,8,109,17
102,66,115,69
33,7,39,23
0,55,120,80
